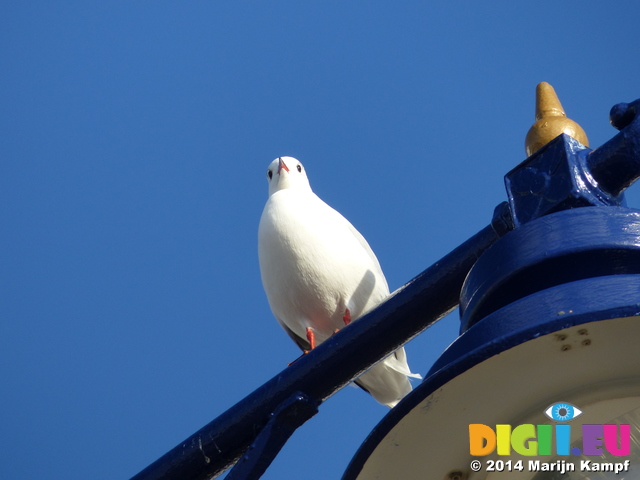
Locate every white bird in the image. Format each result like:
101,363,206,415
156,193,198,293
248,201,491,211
258,156,421,407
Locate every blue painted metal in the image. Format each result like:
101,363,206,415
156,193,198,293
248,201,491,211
225,392,318,480
588,99,640,197
459,206,640,332
505,135,622,228
505,99,640,227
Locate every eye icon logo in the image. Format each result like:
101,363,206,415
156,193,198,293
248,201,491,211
544,402,583,422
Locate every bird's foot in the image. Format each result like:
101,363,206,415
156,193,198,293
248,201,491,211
306,327,316,349
343,308,351,326
287,328,317,366
332,309,353,336
288,352,306,366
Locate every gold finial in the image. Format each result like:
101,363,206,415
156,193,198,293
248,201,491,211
524,82,589,156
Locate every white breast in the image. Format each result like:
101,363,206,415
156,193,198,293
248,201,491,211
258,188,388,343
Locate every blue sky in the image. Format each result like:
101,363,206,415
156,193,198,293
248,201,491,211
2,2,640,479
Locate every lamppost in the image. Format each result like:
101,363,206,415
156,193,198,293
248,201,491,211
343,84,640,480
130,84,640,480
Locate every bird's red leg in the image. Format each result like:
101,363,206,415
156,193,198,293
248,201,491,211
306,327,316,350
343,308,351,326
287,328,317,366
334,308,352,334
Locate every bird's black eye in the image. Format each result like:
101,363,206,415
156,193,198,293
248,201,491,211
297,164,302,173
267,170,273,180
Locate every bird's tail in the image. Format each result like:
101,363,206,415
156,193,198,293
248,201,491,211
355,347,422,408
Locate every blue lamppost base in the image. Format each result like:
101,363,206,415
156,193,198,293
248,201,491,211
343,206,640,480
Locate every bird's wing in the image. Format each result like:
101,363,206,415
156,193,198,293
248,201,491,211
330,204,386,282
349,223,381,268
390,348,423,379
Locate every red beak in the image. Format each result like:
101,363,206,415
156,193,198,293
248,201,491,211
277,157,290,174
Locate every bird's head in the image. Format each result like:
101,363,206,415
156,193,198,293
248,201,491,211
265,156,311,197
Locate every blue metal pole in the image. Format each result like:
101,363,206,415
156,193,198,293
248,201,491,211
588,99,640,197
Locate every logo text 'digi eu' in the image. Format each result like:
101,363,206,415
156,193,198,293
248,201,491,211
469,403,631,457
